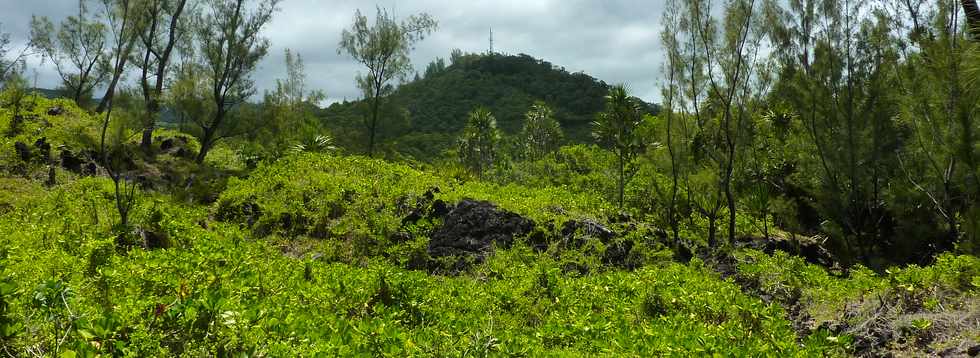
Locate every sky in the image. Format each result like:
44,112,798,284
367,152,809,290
0,0,667,104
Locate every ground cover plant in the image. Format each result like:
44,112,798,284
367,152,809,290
2,0,980,356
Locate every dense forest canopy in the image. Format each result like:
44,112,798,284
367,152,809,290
0,0,979,356
321,52,658,160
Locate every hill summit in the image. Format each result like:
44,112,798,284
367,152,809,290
320,52,655,160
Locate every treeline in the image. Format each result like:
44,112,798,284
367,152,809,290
0,0,316,230
645,0,980,266
0,0,292,164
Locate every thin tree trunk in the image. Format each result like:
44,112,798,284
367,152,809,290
73,80,86,105
726,181,736,245
114,177,128,227
618,154,626,208
368,94,380,157
140,0,188,149
762,207,769,239
196,110,222,164
141,127,154,150
97,33,138,113
97,72,123,113
725,131,737,245
707,216,717,248
196,128,214,164
98,0,134,113
667,113,680,244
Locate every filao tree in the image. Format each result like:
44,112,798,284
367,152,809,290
338,7,437,157
0,24,10,81
0,23,32,84
458,107,501,179
30,0,109,107
190,0,280,164
656,0,689,245
94,0,143,114
892,0,980,254
135,0,190,150
96,3,143,230
593,85,645,208
257,48,327,157
661,0,764,248
704,0,763,247
766,0,901,263
518,101,563,161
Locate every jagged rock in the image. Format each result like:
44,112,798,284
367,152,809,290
59,148,99,175
560,219,616,248
736,234,837,267
174,147,191,158
422,186,440,201
561,262,590,276
83,162,97,176
394,194,413,214
140,228,172,249
33,137,50,162
428,199,535,270
115,227,171,251
967,344,980,357
59,149,80,171
45,165,56,186
215,198,262,227
13,141,30,162
46,106,64,116
157,135,194,158
602,239,635,267
401,209,425,227
672,238,695,263
399,187,448,228
160,138,176,151
390,231,413,243
431,199,451,217
526,222,553,251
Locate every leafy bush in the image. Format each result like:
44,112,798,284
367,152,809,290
216,153,612,244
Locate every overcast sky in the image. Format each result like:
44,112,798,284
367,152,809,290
1,0,666,104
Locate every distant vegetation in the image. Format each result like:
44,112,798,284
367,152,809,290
321,52,658,160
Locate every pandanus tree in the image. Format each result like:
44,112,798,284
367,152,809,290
458,107,501,179
518,101,564,161
592,85,645,208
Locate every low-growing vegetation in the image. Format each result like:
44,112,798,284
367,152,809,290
2,0,980,356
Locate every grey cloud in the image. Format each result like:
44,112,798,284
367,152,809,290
1,0,666,103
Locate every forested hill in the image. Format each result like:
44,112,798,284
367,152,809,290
319,52,657,160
